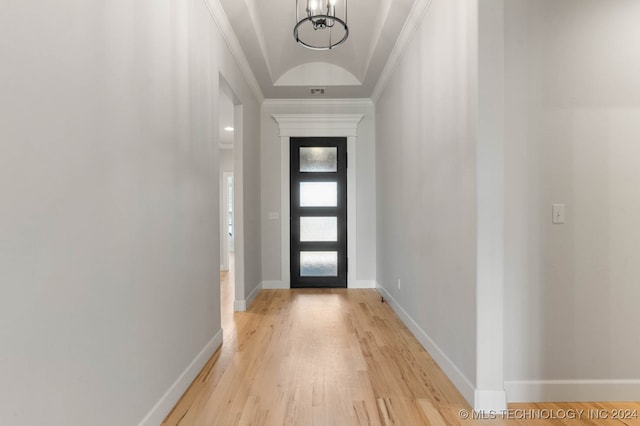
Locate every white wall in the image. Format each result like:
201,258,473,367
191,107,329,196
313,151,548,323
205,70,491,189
375,0,477,403
0,1,261,424
220,149,234,173
504,0,640,401
260,100,377,286
238,101,262,302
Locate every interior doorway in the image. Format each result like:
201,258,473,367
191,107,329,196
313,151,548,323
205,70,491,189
219,78,235,276
218,74,247,322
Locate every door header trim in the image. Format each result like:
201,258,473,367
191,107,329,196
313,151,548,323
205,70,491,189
272,114,364,138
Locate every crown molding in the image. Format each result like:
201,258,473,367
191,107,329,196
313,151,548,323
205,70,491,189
371,0,433,103
201,0,265,103
361,0,394,82
263,98,374,108
246,0,274,82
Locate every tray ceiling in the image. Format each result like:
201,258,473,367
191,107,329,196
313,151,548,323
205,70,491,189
217,0,417,99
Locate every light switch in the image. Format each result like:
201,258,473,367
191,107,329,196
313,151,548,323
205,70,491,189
268,212,279,220
552,204,565,224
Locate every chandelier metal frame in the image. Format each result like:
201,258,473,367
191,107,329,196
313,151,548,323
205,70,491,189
293,0,349,50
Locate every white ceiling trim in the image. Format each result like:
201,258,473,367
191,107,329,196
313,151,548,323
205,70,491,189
200,0,265,103
371,0,433,103
245,0,274,82
264,99,373,107
362,0,394,81
272,114,364,137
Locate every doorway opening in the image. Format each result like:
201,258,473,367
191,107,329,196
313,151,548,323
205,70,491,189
219,78,235,329
220,171,235,323
220,173,234,270
218,75,246,331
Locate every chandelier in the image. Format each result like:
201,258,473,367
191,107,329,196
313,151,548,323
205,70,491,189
294,0,349,50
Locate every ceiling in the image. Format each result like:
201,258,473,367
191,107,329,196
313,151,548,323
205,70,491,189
218,0,417,99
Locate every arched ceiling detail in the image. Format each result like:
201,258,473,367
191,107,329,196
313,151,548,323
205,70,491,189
274,62,361,87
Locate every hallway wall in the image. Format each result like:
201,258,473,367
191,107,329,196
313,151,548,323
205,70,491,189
504,0,640,401
0,1,261,424
220,149,234,173
375,0,477,403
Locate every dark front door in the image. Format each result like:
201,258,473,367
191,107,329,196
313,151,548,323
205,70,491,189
290,137,347,288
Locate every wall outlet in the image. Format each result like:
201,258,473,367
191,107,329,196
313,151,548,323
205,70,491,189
397,279,401,290
268,212,279,220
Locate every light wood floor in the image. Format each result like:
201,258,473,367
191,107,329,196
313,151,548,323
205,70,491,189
163,271,640,425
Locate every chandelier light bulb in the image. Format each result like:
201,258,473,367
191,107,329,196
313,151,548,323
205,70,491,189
327,0,336,17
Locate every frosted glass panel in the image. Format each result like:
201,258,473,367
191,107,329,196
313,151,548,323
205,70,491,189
300,147,337,172
300,252,338,277
300,182,337,207
300,217,337,242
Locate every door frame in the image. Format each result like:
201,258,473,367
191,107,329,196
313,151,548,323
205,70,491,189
219,73,247,312
290,137,348,288
272,114,364,289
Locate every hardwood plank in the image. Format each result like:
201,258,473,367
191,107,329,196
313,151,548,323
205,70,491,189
163,271,640,425
419,399,449,426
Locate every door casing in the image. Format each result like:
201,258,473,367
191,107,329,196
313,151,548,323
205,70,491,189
272,114,364,289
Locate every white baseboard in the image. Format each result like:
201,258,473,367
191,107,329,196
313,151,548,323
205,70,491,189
234,282,262,312
351,280,377,289
138,330,223,426
262,280,289,289
505,380,640,403
474,389,507,412
376,284,475,406
262,280,375,289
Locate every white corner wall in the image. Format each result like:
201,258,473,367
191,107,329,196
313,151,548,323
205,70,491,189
374,0,478,405
504,0,640,402
0,1,261,424
234,101,262,308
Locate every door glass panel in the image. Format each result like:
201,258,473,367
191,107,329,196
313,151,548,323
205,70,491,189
300,182,337,207
300,251,338,277
299,147,338,172
300,217,337,242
